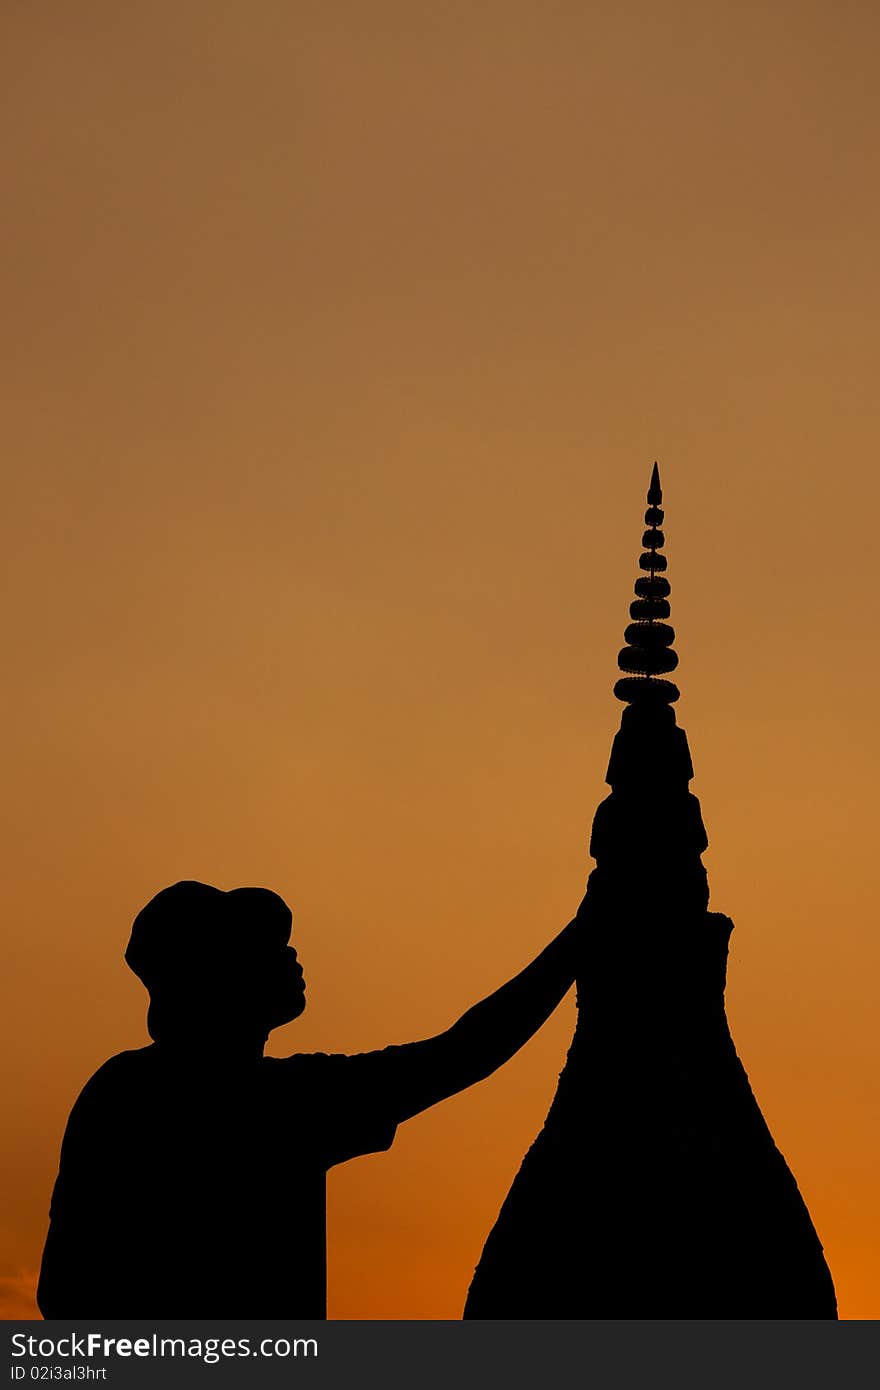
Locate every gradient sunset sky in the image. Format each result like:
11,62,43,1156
2,2,879,1318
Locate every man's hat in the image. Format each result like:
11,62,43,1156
125,880,293,994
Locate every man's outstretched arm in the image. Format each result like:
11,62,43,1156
387,909,583,1124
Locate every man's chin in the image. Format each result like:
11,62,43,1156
273,994,306,1027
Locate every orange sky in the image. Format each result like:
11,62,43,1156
2,2,879,1319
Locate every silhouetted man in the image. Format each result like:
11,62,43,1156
38,881,581,1317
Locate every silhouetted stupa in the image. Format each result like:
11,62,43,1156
464,465,837,1318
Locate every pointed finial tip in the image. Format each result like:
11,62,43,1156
647,460,662,505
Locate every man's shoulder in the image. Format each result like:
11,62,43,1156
263,1050,348,1080
72,1046,157,1109
86,1045,156,1081
57,1048,156,1163
266,1044,417,1070
264,1043,421,1091
97,1045,156,1070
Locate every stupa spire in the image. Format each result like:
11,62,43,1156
614,461,680,707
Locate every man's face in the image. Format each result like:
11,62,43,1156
214,931,306,1035
223,889,306,1032
268,942,307,1027
235,939,306,1033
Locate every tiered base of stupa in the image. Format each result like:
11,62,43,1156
464,708,837,1318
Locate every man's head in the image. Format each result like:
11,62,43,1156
125,881,306,1044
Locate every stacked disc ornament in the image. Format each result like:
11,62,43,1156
463,464,837,1318
613,462,680,707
